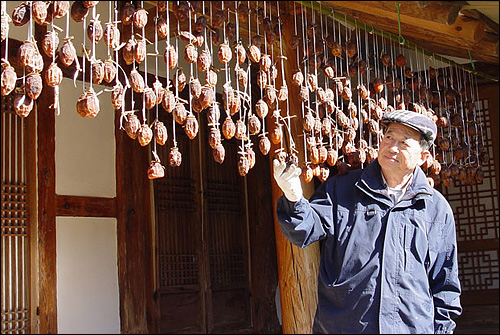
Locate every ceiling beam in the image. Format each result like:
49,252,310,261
311,1,498,64
322,1,486,43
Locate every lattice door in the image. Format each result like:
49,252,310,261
440,97,499,304
154,112,251,334
1,96,37,334
203,126,251,333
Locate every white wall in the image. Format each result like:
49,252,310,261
56,217,120,334
55,78,116,198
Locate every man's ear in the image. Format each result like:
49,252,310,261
417,149,431,166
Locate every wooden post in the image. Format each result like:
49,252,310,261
114,5,154,332
35,23,58,334
269,8,321,334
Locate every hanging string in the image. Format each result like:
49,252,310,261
320,6,328,90
277,1,293,151
2,2,8,62
421,47,430,109
82,11,87,92
187,1,193,121
165,0,170,92
444,65,456,166
107,1,112,58
50,2,60,115
209,1,217,130
90,5,97,92
262,0,268,116
396,3,405,45
324,11,334,153
222,1,229,117
153,1,159,161
266,0,278,154
24,1,33,95
389,34,396,107
312,1,323,152
302,3,311,120
28,1,33,40
142,1,148,127
470,71,484,166
114,1,127,130
173,1,180,148
247,0,252,135
234,0,243,125
468,50,476,71
131,1,136,117
330,12,340,153
454,65,469,164
294,1,308,162
300,0,311,163
410,44,417,104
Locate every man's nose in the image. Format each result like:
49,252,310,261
388,141,401,152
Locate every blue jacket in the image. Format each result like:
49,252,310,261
277,160,462,334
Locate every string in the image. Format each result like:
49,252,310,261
131,2,136,118
153,1,159,160
90,5,97,92
468,50,476,71
50,2,60,115
83,11,87,92
187,0,193,121
300,1,310,164
2,2,8,61
278,1,293,151
172,1,179,148
396,3,405,45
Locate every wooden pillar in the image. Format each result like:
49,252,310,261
35,23,58,334
115,5,154,332
269,8,321,334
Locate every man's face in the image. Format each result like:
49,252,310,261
378,123,430,178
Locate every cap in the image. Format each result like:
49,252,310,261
381,109,437,146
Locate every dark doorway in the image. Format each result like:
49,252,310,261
153,111,281,334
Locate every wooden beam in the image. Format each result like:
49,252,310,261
323,1,486,43
35,23,58,335
338,1,465,26
326,1,485,45
460,7,500,35
56,195,117,217
315,1,498,64
407,32,499,66
458,238,500,252
461,290,499,305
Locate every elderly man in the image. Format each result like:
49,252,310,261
274,110,462,334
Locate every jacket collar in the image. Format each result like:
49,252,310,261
355,160,434,206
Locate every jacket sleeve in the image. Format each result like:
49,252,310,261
428,208,462,334
276,179,334,248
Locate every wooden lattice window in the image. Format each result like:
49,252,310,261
440,97,499,304
1,96,37,334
